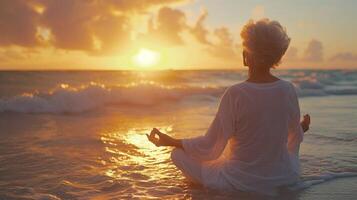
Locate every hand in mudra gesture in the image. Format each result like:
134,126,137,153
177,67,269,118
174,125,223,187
146,128,182,148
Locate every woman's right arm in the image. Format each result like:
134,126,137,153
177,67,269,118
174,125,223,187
181,88,236,161
147,128,183,148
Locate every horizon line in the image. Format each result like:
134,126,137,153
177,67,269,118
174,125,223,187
0,67,356,71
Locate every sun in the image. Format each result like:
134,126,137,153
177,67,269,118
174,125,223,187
133,48,160,68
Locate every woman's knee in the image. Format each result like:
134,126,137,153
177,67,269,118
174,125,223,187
170,148,185,163
170,148,203,184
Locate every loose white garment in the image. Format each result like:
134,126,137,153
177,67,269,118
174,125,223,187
172,80,304,195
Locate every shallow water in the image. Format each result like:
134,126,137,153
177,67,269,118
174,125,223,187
0,70,357,199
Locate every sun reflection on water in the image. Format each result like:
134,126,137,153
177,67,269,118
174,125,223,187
100,125,175,180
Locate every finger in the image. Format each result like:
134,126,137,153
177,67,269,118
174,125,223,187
150,129,160,138
150,129,156,135
146,134,155,144
152,128,161,135
156,131,163,137
152,139,161,147
147,133,154,140
150,131,159,140
154,128,166,137
147,133,159,142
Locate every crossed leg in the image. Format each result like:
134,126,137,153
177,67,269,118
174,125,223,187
170,148,203,184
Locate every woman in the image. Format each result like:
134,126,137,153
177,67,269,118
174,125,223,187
147,19,310,196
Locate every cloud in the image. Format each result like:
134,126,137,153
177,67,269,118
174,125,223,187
0,0,188,54
0,0,241,61
284,41,326,64
41,0,103,51
103,0,188,12
303,39,323,62
330,52,357,61
190,10,239,60
145,7,187,46
0,0,40,47
0,48,26,62
190,9,211,45
206,27,239,60
142,6,239,60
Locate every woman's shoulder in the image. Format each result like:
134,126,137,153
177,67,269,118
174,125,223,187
231,79,293,88
279,79,297,92
225,82,245,93
227,79,296,94
278,79,296,89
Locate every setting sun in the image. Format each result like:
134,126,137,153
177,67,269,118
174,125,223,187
133,48,161,68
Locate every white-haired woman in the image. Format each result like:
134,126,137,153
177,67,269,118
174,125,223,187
147,19,310,196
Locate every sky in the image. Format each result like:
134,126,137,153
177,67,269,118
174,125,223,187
0,0,356,70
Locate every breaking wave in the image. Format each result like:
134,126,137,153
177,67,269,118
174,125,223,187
1,69,357,114
0,82,224,113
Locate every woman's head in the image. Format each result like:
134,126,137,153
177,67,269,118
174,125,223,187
241,19,290,69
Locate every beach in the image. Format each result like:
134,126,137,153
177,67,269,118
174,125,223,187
0,70,356,199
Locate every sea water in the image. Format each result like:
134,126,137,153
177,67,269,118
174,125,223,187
0,70,356,199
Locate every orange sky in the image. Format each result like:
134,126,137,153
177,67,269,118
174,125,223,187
0,0,356,70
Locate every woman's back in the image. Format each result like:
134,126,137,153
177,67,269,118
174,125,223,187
178,79,304,195
152,76,307,196
220,79,303,194
230,80,292,163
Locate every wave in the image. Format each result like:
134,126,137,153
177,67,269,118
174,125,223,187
293,77,357,97
0,82,224,113
1,73,357,114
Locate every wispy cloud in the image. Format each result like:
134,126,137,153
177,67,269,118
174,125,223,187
330,52,357,61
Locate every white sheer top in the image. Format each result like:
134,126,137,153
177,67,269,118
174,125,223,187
182,80,303,195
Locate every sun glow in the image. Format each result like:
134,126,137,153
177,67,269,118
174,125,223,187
133,48,160,68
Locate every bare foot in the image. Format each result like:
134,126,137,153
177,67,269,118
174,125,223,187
301,114,311,132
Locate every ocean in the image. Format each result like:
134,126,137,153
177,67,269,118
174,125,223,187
0,70,356,199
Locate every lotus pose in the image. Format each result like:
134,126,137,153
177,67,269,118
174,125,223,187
147,19,311,195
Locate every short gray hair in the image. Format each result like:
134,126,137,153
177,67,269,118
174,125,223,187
241,19,290,67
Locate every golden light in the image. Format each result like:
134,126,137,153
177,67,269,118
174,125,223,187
98,125,173,180
133,48,160,68
100,126,174,180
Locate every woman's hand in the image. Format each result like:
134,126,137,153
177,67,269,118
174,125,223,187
146,128,171,147
146,128,183,148
301,114,311,133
